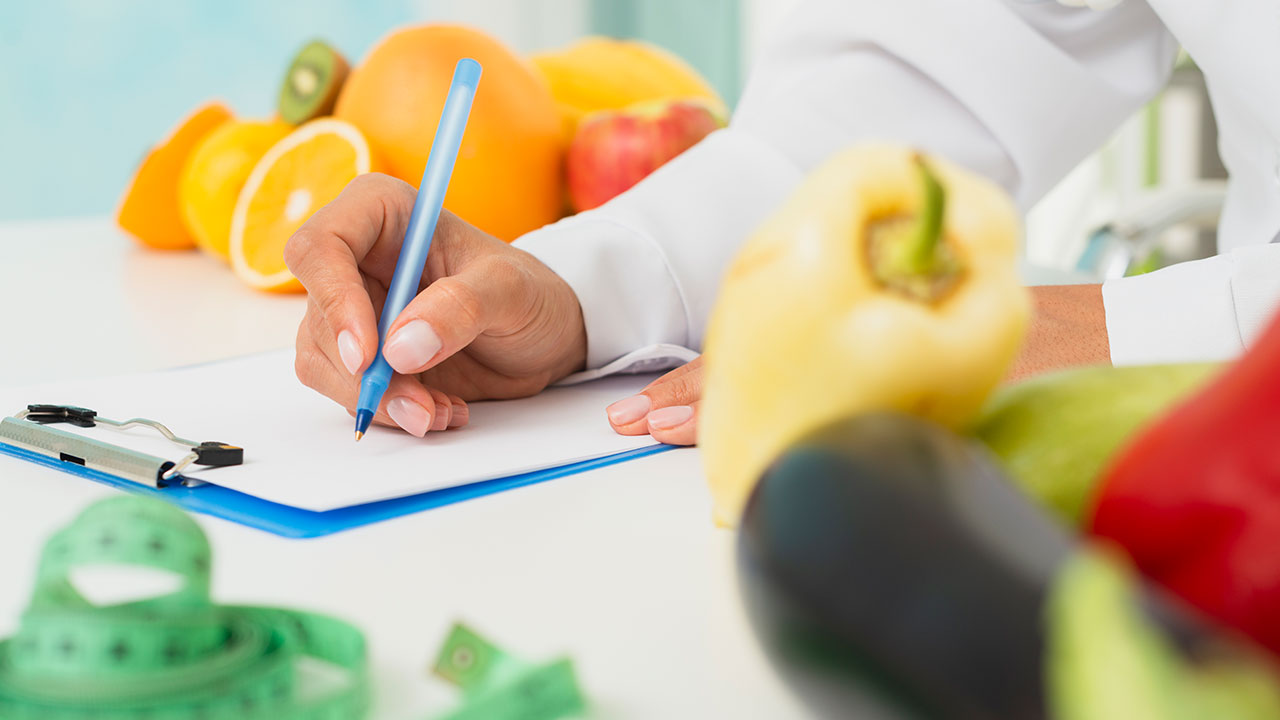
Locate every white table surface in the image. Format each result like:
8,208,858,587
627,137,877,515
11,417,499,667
0,218,808,718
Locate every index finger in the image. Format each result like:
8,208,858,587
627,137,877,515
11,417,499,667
284,173,417,371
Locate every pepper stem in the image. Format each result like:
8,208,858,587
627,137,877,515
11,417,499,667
867,155,963,303
903,156,945,274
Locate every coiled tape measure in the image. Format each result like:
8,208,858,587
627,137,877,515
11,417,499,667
0,422,588,719
0,496,369,719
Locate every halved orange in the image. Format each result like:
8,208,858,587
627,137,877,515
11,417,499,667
117,101,232,249
230,118,374,293
180,118,293,262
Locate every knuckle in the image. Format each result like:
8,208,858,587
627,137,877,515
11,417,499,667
295,316,311,352
283,229,315,272
434,278,483,328
354,171,400,192
346,173,379,192
348,172,394,204
298,309,322,343
436,208,491,251
304,300,325,329
676,368,704,398
485,254,529,288
302,272,357,327
316,284,350,324
341,172,381,199
357,173,415,213
650,371,700,405
294,347,321,389
642,386,672,406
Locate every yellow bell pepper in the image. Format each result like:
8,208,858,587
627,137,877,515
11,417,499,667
701,144,1030,526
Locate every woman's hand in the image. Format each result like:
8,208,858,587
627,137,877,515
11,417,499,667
285,173,587,437
606,357,704,446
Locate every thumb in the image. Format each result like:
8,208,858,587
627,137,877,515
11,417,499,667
380,257,519,375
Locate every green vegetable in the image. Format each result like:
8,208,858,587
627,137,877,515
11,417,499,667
973,363,1218,525
1048,551,1280,720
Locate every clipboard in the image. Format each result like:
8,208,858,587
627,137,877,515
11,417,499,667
0,435,673,539
0,352,676,537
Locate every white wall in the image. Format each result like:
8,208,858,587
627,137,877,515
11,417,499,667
742,0,801,72
418,0,589,51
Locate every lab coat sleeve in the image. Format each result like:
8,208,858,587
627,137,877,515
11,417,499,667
1104,243,1280,365
514,0,1178,375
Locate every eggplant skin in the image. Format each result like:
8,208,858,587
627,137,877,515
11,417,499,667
737,413,1071,720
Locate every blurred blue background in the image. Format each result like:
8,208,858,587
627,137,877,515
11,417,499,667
1,1,422,221
0,0,743,222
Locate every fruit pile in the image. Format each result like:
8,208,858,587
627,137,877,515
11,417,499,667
117,27,725,294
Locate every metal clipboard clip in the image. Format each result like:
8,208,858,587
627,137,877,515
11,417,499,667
0,404,243,488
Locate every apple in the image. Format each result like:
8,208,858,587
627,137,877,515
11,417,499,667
566,98,726,212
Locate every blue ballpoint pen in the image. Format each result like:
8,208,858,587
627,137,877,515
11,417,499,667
354,58,481,441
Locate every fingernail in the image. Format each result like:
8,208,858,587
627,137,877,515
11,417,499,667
383,320,443,372
432,403,450,432
337,330,363,375
387,397,430,437
648,405,694,430
606,395,651,425
449,403,469,428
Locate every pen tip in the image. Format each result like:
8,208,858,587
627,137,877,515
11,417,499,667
354,408,374,441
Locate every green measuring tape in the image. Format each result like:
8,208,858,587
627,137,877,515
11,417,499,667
0,497,588,720
432,624,586,720
0,496,369,719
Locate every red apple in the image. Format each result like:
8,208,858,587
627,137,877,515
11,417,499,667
567,98,726,212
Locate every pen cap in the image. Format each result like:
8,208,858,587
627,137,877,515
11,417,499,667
452,58,482,92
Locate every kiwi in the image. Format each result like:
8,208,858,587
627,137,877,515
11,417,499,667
278,40,350,124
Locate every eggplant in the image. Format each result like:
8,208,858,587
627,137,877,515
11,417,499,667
737,412,1071,719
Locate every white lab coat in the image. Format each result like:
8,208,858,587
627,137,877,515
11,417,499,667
515,0,1280,375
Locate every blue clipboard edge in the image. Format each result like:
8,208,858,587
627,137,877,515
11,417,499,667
0,440,677,539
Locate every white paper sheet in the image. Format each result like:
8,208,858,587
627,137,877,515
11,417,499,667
0,351,659,511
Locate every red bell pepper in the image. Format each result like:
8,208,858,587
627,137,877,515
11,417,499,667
1089,308,1280,656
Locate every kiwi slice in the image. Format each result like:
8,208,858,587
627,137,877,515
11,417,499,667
278,40,350,124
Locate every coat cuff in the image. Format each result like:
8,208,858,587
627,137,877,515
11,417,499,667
1102,255,1243,365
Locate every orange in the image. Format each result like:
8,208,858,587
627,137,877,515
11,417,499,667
531,37,726,142
117,101,233,249
179,118,293,261
230,118,374,293
335,24,562,241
